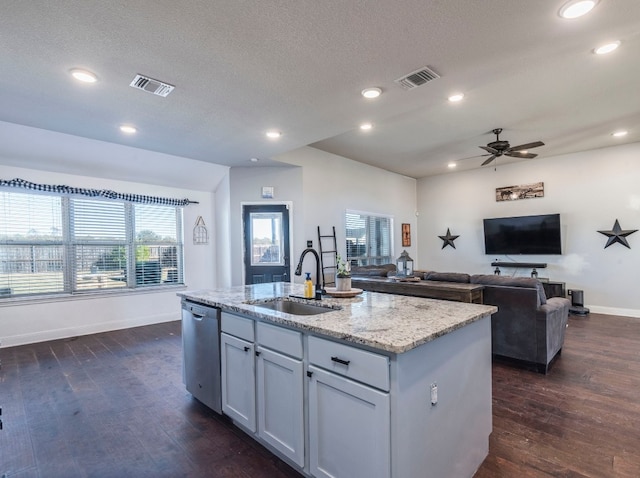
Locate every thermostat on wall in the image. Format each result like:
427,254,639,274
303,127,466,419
261,186,274,199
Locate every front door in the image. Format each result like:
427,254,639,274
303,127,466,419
242,204,290,285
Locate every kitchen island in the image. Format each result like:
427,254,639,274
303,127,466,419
179,282,497,478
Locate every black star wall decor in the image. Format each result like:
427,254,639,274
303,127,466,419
438,228,459,249
597,219,638,249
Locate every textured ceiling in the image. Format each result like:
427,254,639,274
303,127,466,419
1,0,639,179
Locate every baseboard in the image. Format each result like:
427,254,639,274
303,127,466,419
1,312,180,348
587,305,640,318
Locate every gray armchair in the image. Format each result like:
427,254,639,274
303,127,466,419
471,275,570,373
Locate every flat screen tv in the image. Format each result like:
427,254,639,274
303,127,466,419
483,213,562,255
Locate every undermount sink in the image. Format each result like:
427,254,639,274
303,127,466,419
249,297,339,316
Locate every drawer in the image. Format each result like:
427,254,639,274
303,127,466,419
257,321,303,359
221,312,255,342
308,336,389,391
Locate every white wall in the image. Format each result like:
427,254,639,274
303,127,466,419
272,147,418,284
0,124,229,347
226,148,417,287
228,165,305,286
417,142,640,317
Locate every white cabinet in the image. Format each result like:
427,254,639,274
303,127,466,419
221,315,304,468
308,365,390,478
220,332,256,432
256,346,304,467
221,312,392,477
307,336,391,478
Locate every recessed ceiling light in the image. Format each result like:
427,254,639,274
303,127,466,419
360,123,373,131
265,130,282,139
361,87,382,99
594,41,621,55
612,130,628,137
448,93,464,102
250,157,259,162
70,68,98,83
558,0,598,19
119,125,137,134
448,162,457,169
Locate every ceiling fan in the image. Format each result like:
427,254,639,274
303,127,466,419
477,128,544,166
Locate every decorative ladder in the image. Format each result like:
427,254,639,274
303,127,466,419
317,226,337,289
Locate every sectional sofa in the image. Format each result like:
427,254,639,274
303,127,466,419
351,265,570,373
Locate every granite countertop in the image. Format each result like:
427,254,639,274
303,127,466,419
178,282,497,354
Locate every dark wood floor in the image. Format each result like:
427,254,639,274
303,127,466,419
1,312,639,477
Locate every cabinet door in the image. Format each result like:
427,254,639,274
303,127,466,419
256,346,304,467
308,365,390,478
220,332,256,432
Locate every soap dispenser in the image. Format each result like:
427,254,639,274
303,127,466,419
304,273,314,299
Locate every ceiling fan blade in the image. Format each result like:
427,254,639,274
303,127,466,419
454,153,491,162
480,145,499,154
481,155,497,166
508,141,544,152
506,151,538,159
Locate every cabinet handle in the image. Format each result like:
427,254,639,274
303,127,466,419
192,313,205,321
306,370,313,378
243,346,250,352
255,351,261,357
331,356,350,366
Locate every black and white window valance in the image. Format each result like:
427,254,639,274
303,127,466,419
0,178,197,206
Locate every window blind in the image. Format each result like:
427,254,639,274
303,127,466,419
0,188,185,298
345,211,393,266
0,191,65,295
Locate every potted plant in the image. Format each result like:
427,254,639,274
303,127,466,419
335,254,352,291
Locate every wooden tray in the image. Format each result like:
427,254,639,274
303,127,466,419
324,287,364,298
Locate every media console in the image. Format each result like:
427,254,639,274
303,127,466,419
490,262,565,298
490,261,547,269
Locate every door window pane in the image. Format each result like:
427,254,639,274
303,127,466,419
250,213,284,266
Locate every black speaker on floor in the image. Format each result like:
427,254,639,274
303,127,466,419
568,289,589,316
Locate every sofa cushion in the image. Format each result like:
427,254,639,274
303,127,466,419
470,274,547,305
424,271,471,283
351,264,396,277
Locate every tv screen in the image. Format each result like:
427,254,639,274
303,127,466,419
483,213,562,255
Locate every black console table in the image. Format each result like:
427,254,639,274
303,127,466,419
490,262,565,297
491,261,547,278
490,262,547,269
540,280,566,299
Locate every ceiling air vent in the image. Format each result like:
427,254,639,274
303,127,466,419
129,74,175,97
394,66,440,90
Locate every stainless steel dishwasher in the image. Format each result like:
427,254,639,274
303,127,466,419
181,299,222,413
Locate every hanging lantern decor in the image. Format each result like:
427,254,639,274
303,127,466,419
396,250,414,277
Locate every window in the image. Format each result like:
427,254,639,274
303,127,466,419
345,211,393,266
249,212,284,266
0,189,184,299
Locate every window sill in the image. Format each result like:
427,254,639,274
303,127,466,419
0,283,188,307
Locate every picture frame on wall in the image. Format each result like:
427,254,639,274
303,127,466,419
496,182,544,202
402,223,411,247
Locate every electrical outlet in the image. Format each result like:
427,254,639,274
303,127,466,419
430,383,438,405
306,240,313,248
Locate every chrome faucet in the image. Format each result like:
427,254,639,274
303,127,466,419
294,248,323,299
